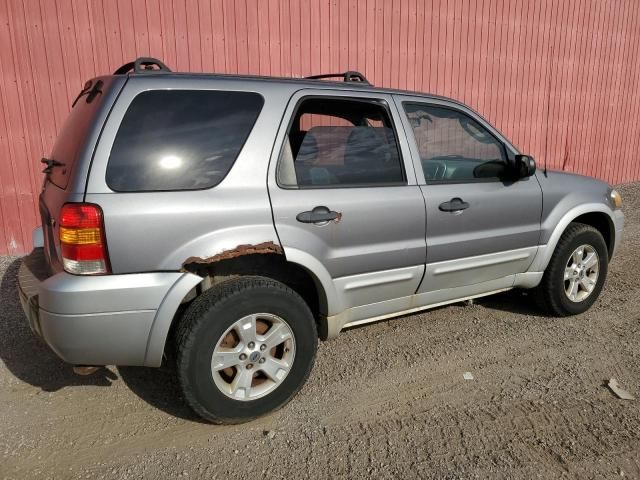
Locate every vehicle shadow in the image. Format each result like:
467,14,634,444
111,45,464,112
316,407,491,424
475,289,544,316
0,257,118,391
1,255,544,422
117,364,206,423
0,257,202,422
346,289,546,334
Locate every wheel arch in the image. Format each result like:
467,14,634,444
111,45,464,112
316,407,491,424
181,251,330,314
144,272,204,367
530,203,616,273
146,249,336,366
571,211,615,259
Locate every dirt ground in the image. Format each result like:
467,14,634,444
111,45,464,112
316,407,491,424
1,183,639,480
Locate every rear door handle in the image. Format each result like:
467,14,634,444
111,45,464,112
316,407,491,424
296,206,341,223
439,197,470,212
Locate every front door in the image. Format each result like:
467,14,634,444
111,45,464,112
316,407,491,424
268,90,426,317
396,97,543,294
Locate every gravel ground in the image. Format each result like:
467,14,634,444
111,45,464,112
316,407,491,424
1,183,640,479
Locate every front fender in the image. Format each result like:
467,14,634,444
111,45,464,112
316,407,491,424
529,203,619,272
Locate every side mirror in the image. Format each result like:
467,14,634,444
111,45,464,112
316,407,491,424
514,154,536,178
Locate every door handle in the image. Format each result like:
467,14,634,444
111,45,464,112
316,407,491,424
296,206,341,224
439,197,470,212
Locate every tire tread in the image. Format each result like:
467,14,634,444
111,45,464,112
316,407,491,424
175,276,317,424
534,222,607,316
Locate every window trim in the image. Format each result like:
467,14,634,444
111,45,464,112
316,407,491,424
401,101,511,186
105,89,265,193
276,95,408,190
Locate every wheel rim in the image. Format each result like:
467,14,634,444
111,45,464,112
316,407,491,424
564,244,599,303
211,313,296,401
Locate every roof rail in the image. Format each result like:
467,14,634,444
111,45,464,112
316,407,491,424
113,57,172,75
305,71,371,85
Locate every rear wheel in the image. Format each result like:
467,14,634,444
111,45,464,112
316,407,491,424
176,276,317,424
534,222,608,316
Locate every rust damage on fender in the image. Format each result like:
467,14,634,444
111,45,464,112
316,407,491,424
181,242,283,270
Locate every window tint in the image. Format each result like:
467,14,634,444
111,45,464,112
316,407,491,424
278,98,405,188
107,90,263,191
403,103,507,183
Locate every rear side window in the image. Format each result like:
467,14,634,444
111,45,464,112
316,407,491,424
277,97,405,188
106,90,263,192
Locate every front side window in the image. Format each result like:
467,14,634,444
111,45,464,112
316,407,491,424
277,97,405,188
403,103,507,183
107,90,263,191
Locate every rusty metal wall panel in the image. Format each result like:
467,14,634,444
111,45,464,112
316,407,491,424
1,0,639,254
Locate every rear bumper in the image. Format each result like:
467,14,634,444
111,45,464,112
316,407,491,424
18,248,201,367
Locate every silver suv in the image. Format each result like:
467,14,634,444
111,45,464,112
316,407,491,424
18,58,624,423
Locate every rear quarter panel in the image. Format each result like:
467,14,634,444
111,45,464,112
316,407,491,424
84,76,295,273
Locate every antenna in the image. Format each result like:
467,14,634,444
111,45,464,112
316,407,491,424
543,44,554,177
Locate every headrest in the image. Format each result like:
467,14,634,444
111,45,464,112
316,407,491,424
344,127,388,165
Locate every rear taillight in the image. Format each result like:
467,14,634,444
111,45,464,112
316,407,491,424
59,203,110,275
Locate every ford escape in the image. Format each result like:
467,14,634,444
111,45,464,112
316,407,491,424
18,58,624,423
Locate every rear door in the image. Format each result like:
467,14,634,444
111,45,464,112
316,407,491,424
396,96,542,294
268,89,426,317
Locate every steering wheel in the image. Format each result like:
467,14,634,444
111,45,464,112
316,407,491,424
422,159,447,180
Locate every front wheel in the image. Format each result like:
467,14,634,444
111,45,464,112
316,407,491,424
176,276,318,424
534,222,609,316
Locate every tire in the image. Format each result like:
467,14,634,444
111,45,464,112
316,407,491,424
534,222,608,316
176,276,318,424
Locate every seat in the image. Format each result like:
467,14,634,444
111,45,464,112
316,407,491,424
341,127,403,185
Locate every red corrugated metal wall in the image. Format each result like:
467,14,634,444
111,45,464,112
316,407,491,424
1,0,639,255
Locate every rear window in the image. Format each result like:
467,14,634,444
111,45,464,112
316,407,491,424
49,79,109,189
106,90,264,192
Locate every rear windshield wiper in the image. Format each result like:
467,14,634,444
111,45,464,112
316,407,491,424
41,157,65,174
71,79,103,107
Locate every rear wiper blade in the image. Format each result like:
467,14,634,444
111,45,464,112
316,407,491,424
41,157,65,174
71,79,103,107
72,81,93,107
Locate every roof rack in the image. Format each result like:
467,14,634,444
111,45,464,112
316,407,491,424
113,57,172,75
306,71,371,85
